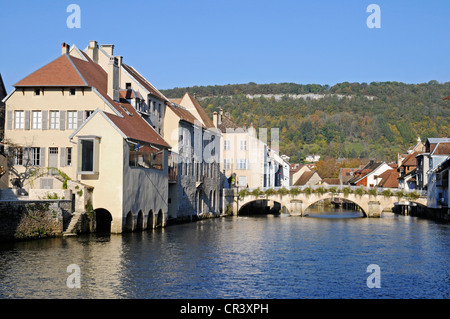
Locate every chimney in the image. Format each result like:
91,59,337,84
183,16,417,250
62,42,70,55
87,40,98,63
108,56,119,101
213,111,218,128
101,44,114,56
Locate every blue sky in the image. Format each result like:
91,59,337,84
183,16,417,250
0,0,449,91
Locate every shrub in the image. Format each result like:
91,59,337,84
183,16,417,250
264,188,276,197
239,189,249,199
382,189,393,197
314,186,327,195
303,187,312,195
289,187,300,196
251,188,263,197
342,187,352,197
368,188,378,196
277,187,289,198
354,187,365,196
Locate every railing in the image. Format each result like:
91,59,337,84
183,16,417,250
235,185,427,198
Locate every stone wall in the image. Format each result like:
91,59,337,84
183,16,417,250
0,199,72,241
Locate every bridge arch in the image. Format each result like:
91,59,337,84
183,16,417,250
136,210,144,231
238,199,283,215
303,197,367,217
95,208,113,233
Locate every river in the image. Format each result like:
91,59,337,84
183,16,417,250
0,208,448,299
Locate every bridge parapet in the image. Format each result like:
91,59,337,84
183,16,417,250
232,185,427,217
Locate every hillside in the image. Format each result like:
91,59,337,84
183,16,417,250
161,81,450,163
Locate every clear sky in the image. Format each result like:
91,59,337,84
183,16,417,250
0,0,449,92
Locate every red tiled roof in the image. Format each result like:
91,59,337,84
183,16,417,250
105,102,170,148
14,49,169,148
14,54,88,87
401,151,420,167
168,101,204,127
122,63,168,102
376,169,399,188
432,142,450,155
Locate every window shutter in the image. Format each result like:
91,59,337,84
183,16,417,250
246,159,250,170
42,111,48,130
23,147,30,166
40,147,46,167
60,111,66,130
77,111,83,128
6,110,12,130
60,147,66,167
24,111,30,130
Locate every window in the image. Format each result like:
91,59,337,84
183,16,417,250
67,111,77,129
77,138,99,174
50,111,59,130
32,111,42,129
69,88,76,96
13,148,23,165
34,88,41,96
14,111,24,129
238,176,247,187
240,140,247,151
67,147,72,166
128,141,163,170
31,147,41,166
224,158,231,170
85,110,94,120
239,159,248,170
224,140,231,151
126,83,132,89
158,103,161,121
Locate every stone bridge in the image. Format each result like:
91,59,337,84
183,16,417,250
231,186,427,217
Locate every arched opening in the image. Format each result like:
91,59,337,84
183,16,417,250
95,208,112,233
136,210,144,231
209,190,213,213
156,209,163,228
238,199,282,216
147,209,154,230
124,211,134,232
304,198,365,218
213,190,216,213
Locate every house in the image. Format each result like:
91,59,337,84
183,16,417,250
164,95,221,220
3,42,171,233
374,169,399,188
347,160,392,187
267,149,290,188
339,168,358,185
290,164,312,186
305,155,320,163
293,170,322,186
213,109,269,189
321,178,340,186
427,156,450,209
416,138,450,190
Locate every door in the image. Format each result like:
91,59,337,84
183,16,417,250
48,147,58,175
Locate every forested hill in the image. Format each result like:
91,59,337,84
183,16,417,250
160,81,450,163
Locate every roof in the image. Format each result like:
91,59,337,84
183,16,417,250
15,47,169,148
401,151,420,167
168,101,204,127
121,63,168,102
322,178,340,185
183,93,215,129
346,160,385,184
431,142,450,156
376,169,399,188
293,170,319,186
0,73,7,101
14,54,90,87
105,102,170,148
217,112,241,132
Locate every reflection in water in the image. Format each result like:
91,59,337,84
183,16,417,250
305,204,365,219
0,212,449,299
